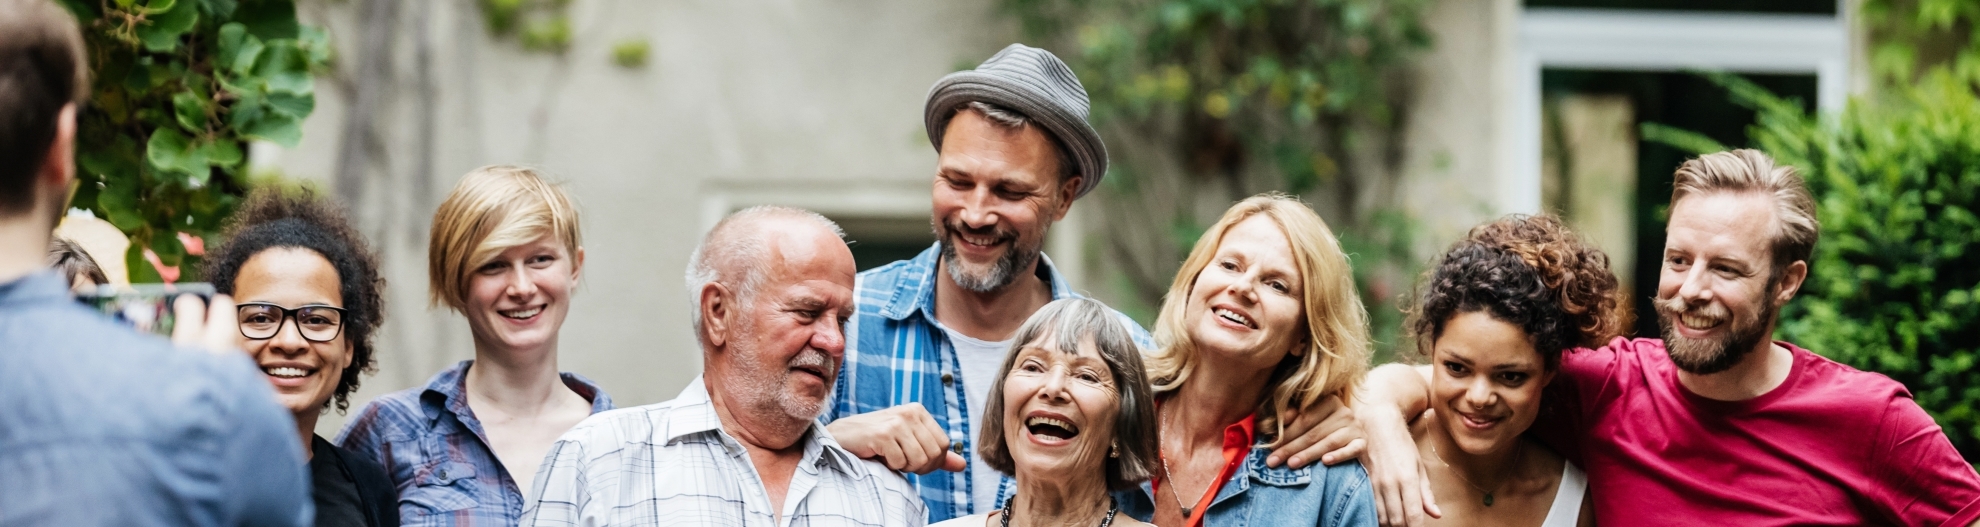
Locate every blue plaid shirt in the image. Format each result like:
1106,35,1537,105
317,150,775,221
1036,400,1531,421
825,243,1154,522
335,360,614,527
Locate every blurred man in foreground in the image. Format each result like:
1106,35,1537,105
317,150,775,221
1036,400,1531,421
0,1,311,525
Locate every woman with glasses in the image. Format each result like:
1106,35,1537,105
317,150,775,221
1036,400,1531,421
337,166,612,526
204,188,396,527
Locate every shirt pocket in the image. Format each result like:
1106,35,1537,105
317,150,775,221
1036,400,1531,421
399,461,480,516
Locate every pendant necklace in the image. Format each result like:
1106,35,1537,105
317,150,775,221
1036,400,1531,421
1157,406,1209,519
1428,442,1522,507
998,494,1118,527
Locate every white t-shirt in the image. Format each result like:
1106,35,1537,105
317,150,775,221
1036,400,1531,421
942,325,1014,513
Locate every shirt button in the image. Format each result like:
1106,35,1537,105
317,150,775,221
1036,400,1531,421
941,372,954,385
949,430,965,453
437,468,447,479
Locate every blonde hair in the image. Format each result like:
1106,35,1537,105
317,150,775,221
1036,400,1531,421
1147,193,1371,441
428,165,582,311
1670,149,1819,276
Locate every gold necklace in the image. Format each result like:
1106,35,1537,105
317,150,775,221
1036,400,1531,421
1427,442,1522,507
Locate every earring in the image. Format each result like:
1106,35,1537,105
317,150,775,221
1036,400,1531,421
1109,443,1120,458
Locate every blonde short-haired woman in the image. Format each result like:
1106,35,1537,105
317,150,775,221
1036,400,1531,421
1118,193,1378,526
337,166,614,526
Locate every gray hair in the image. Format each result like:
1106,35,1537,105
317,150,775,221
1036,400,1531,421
685,205,846,346
954,101,1078,184
977,297,1157,490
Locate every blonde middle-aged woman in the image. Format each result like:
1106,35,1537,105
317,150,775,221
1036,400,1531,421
1364,215,1622,527
933,297,1159,527
1120,193,1379,526
205,189,398,527
338,166,614,526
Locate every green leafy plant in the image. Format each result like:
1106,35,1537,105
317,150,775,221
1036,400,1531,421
58,0,330,282
1742,71,1980,460
1003,0,1434,355
478,0,571,54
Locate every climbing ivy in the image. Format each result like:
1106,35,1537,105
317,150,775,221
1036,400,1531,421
58,0,329,282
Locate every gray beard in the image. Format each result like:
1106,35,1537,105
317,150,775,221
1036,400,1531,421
1656,294,1777,375
937,226,1042,294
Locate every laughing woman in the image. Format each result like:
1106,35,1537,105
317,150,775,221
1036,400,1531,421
933,297,1159,527
1126,194,1378,526
206,189,396,527
338,166,614,526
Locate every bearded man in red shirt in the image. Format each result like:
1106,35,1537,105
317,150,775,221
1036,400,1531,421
1360,149,1980,527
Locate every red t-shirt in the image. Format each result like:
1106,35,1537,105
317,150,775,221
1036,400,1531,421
1534,337,1980,526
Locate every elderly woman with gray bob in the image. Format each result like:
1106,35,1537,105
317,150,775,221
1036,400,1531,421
931,297,1160,527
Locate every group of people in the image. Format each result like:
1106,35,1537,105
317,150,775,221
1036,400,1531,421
3,0,1979,525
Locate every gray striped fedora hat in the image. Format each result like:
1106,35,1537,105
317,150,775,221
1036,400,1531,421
924,43,1108,198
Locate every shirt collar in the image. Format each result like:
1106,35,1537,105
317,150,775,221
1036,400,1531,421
0,271,69,307
878,242,1076,321
667,375,862,474
417,359,614,424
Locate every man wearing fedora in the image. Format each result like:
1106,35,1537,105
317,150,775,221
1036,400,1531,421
820,44,1365,523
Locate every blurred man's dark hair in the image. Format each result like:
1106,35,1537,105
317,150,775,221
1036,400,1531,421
0,0,87,215
47,236,106,288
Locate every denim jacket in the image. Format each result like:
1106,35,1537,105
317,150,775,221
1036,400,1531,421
1116,446,1378,527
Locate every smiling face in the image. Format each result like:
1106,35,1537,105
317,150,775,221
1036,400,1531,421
1430,311,1551,455
233,248,353,417
932,109,1077,293
464,232,583,358
1184,215,1307,371
1655,192,1788,375
721,226,857,427
1001,334,1121,480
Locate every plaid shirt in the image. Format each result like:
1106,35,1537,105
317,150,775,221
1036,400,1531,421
824,243,1154,522
335,360,615,527
522,376,926,526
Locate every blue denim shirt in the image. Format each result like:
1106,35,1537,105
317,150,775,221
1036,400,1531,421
335,360,614,526
0,271,312,526
827,243,1155,522
1116,447,1379,527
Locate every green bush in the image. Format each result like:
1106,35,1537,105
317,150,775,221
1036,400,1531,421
1724,71,1980,460
57,0,329,282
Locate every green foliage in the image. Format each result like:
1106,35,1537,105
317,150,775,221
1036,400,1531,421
57,0,329,282
1860,0,1980,85
478,0,571,54
611,38,650,69
1693,70,1980,459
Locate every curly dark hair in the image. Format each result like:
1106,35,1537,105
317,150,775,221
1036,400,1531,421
1406,214,1629,370
203,188,385,413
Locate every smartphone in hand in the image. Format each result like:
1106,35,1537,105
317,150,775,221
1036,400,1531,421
76,283,217,337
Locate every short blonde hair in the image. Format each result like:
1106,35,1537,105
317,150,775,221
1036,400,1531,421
1147,193,1371,441
428,165,582,311
1670,149,1819,276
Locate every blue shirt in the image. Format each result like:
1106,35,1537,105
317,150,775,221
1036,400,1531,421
335,359,614,527
1117,447,1378,527
0,271,312,527
826,243,1154,522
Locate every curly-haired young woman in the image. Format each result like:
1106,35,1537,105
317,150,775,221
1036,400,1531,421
204,188,396,527
1364,214,1628,527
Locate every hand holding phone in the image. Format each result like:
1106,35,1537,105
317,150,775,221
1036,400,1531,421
171,292,240,354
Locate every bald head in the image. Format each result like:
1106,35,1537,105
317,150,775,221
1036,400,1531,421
685,206,850,346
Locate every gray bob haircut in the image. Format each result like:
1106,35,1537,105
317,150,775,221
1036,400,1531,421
684,205,844,346
977,297,1158,491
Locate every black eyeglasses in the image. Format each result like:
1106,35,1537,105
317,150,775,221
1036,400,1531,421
237,302,347,342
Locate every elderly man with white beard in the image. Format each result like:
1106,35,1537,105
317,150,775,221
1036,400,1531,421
1357,149,1980,527
522,206,924,527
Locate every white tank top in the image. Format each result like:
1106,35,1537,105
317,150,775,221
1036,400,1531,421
1540,461,1588,527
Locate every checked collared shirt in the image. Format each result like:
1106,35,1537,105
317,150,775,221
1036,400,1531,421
824,243,1154,522
522,377,926,527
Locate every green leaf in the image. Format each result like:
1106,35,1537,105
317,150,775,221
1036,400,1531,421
265,92,313,118
200,139,244,167
1640,122,1728,155
135,0,199,52
239,111,301,146
151,228,185,267
256,43,313,95
234,0,299,40
126,242,163,284
171,91,206,132
142,0,176,14
98,183,143,231
145,128,208,177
